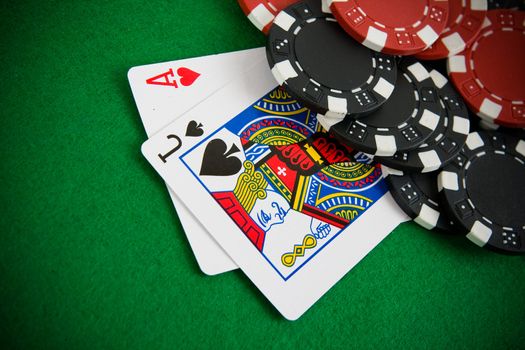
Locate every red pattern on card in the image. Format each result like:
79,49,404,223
212,192,266,251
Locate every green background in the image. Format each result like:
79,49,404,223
1,1,524,349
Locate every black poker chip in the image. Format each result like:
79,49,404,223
498,127,525,140
438,131,525,254
487,0,524,9
266,0,397,119
325,58,443,157
384,167,457,233
374,69,470,173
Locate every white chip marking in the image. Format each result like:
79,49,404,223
322,0,333,13
373,77,395,99
516,140,525,157
415,204,439,230
407,62,430,82
248,4,275,31
442,32,466,56
327,95,348,115
316,114,339,131
466,132,484,151
274,11,296,31
381,165,403,177
321,113,345,121
375,135,397,156
479,98,502,120
452,116,470,135
271,60,298,85
448,55,467,73
439,171,459,191
364,26,388,52
419,109,440,130
419,150,441,173
471,0,488,11
418,25,439,47
467,221,492,247
429,69,447,89
324,110,346,119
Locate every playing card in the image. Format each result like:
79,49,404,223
129,48,265,275
141,60,409,320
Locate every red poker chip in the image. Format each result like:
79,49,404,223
448,10,525,128
328,0,450,55
416,0,488,60
237,0,299,34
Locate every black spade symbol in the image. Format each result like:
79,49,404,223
199,139,242,176
185,120,204,137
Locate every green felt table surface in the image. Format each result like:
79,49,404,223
1,1,524,349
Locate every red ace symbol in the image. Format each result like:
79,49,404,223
146,67,201,89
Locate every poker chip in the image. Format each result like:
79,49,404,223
374,70,470,173
384,166,456,232
266,0,397,119
447,10,525,128
416,0,487,60
237,0,299,34
327,59,443,157
327,0,450,56
499,127,525,140
438,131,525,254
487,0,524,9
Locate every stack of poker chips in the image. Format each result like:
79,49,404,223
237,0,525,254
